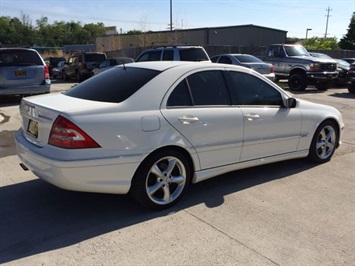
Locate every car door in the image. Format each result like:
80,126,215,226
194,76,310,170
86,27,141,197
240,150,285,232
161,70,244,170
66,56,77,77
227,71,302,161
265,46,284,75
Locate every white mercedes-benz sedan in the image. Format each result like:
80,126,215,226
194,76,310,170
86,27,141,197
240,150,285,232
15,61,344,209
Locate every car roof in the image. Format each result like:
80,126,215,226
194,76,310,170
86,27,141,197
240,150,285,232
125,61,216,71
0,47,38,52
211,54,257,57
123,61,260,76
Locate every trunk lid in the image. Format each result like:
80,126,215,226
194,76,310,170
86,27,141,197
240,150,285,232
19,93,115,147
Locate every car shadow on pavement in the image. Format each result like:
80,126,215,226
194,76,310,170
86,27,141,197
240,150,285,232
0,96,22,107
329,92,355,99
0,158,316,264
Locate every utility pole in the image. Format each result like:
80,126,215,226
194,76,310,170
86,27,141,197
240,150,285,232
170,0,173,31
324,6,332,38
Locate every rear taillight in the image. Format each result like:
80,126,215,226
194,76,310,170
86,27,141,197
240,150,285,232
44,65,50,80
48,116,100,149
270,65,275,73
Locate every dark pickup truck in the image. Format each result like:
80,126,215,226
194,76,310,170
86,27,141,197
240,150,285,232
263,44,338,91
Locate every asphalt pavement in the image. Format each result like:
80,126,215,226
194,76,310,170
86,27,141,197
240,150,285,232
0,81,354,265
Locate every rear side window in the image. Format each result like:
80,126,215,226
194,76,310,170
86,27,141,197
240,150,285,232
64,66,160,103
219,56,232,64
136,50,161,62
162,50,174,60
0,49,43,66
179,48,209,61
167,70,231,107
188,71,231,105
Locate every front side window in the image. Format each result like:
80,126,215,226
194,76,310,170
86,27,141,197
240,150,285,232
229,72,283,106
268,46,281,58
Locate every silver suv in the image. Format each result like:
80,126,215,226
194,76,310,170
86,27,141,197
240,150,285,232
0,48,51,96
135,46,210,62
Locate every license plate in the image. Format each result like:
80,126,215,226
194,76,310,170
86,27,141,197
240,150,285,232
27,119,38,138
15,70,26,77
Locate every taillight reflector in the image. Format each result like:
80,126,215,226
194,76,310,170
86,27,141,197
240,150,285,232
48,116,100,149
44,65,50,80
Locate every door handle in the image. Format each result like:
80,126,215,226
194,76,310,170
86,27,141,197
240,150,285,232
245,113,260,121
178,115,199,124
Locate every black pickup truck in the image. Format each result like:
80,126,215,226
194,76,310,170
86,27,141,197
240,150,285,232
263,44,338,91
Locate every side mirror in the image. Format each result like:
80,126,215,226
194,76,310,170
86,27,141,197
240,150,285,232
287,97,297,108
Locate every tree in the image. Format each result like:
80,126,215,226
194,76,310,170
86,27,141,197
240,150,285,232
302,37,339,50
339,12,355,50
0,14,107,47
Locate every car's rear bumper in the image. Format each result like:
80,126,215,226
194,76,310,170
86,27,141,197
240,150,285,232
0,83,50,96
15,129,138,194
263,73,275,81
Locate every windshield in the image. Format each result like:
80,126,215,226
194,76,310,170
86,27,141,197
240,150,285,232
284,46,310,57
0,49,43,66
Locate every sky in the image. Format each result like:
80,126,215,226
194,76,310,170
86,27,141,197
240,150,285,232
0,0,353,41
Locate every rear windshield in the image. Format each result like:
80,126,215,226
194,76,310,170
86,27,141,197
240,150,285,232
234,55,262,63
179,48,209,61
0,49,43,67
85,54,106,62
64,66,161,103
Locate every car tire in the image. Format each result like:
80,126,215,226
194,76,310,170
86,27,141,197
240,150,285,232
315,80,332,91
75,71,82,82
347,83,355,93
288,73,308,91
130,149,191,210
307,120,338,163
62,71,69,81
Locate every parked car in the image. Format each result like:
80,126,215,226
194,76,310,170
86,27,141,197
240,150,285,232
346,63,355,93
264,44,338,91
341,58,355,64
92,57,134,76
0,48,51,96
52,60,66,79
211,54,275,81
135,45,210,62
309,52,349,86
15,61,344,209
62,52,107,82
43,56,66,78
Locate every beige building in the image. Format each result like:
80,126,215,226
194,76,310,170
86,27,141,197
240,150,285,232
95,24,288,53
